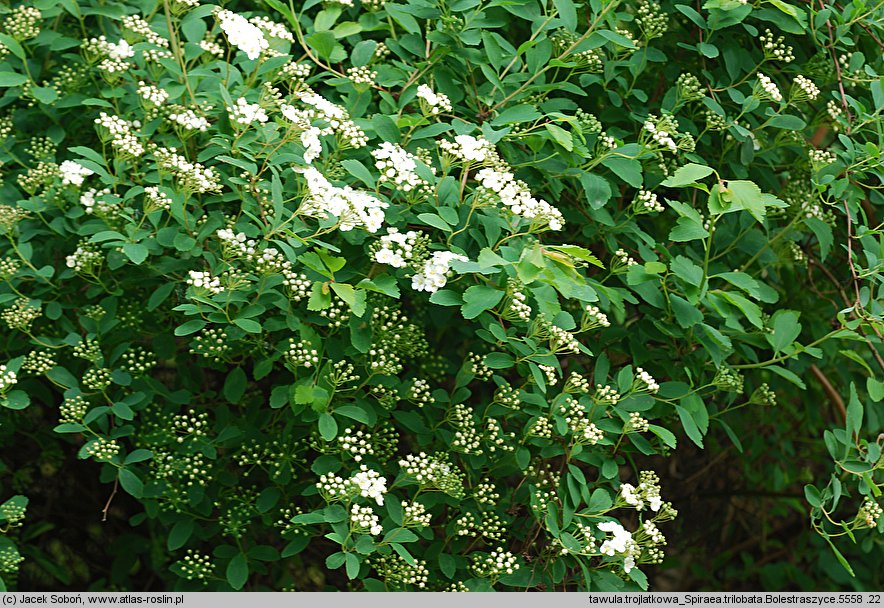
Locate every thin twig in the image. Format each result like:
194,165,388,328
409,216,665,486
101,477,119,522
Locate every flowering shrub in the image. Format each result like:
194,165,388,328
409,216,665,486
0,0,881,592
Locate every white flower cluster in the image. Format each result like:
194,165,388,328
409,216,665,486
439,134,494,163
411,250,467,293
507,288,532,322
416,84,452,115
168,108,210,132
792,75,820,101
65,241,102,273
374,228,419,268
227,97,268,126
59,160,93,187
809,148,837,167
619,471,665,512
94,112,144,157
595,384,621,405
346,66,377,85
249,16,293,42
756,72,783,102
476,167,565,230
186,270,222,295
628,412,650,433
583,305,611,330
121,15,170,49
287,340,319,368
598,521,639,573
143,186,172,213
634,367,660,393
371,142,431,193
0,364,16,393
137,82,169,106
760,29,794,63
80,187,115,215
217,9,268,60
153,147,221,193
350,504,383,535
215,230,310,300
281,90,368,158
297,166,387,232
642,116,677,153
403,500,432,527
472,548,519,578
350,465,387,506
614,248,638,267
634,189,664,213
84,36,135,73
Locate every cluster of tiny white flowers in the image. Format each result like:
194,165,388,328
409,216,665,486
83,36,135,74
227,97,268,126
402,500,432,527
582,305,611,330
121,16,170,48
350,504,383,535
439,134,495,163
372,143,431,193
143,186,172,213
3,6,42,41
408,378,435,407
538,364,558,386
858,498,882,528
416,84,452,115
287,339,320,368
137,82,169,106
178,550,213,581
373,229,419,268
58,160,94,187
598,520,640,572
297,166,388,233
476,167,565,230
506,288,532,322
792,75,820,101
471,548,519,579
542,319,581,354
153,147,221,193
281,90,367,156
249,16,293,42
595,384,622,405
0,364,16,393
338,428,374,462
22,350,55,374
94,113,144,157
756,72,783,102
216,230,310,301
628,412,650,433
316,473,350,500
634,367,660,393
186,270,222,295
346,66,377,85
217,9,268,60
564,371,591,393
83,367,112,391
85,437,120,461
168,108,210,132
474,481,501,506
449,403,483,454
65,241,102,273
411,250,467,293
1,298,40,332
80,187,118,216
634,189,664,213
614,248,638,268
620,471,666,512
350,465,387,506
760,29,794,63
809,148,837,167
199,38,224,57
642,115,677,153
172,409,210,442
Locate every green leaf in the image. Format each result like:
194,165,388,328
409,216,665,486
1,390,30,410
545,124,573,151
669,216,710,242
122,243,149,265
845,383,863,438
662,163,715,187
767,310,801,354
118,469,143,498
709,180,786,223
305,31,337,60
234,318,262,333
167,520,194,551
429,289,463,306
579,173,612,209
174,320,206,336
226,553,249,590
768,114,806,130
461,285,504,319
223,367,247,403
485,352,514,369
319,412,338,441
0,72,28,87
553,0,577,31
600,155,642,187
345,553,361,579
804,484,822,508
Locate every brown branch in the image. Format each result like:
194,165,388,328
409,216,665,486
810,364,847,422
101,477,119,522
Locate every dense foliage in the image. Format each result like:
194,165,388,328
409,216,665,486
0,0,881,592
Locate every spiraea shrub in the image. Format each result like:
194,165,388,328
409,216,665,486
0,0,881,592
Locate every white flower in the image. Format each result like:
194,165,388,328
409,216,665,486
439,134,494,163
227,97,268,126
756,72,782,102
598,521,632,555
793,75,820,101
217,9,268,60
59,161,94,187
350,466,387,506
297,166,388,232
416,84,452,115
411,251,467,293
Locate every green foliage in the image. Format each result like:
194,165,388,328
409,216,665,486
0,0,881,592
